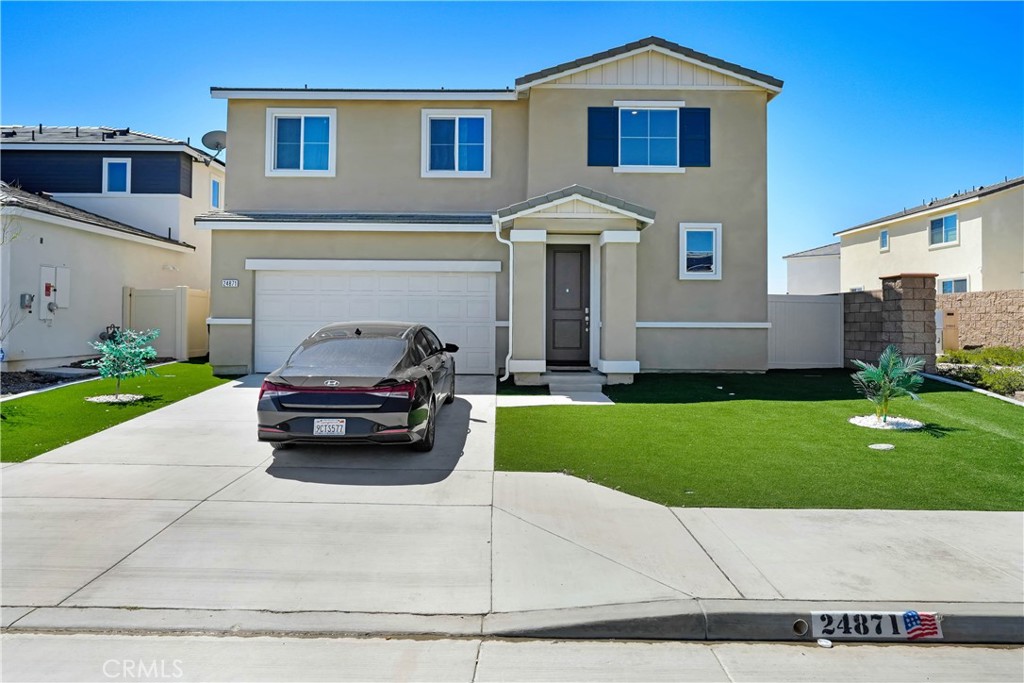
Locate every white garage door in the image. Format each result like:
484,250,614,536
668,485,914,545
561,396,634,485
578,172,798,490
254,270,496,374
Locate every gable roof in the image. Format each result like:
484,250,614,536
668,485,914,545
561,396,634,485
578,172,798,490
515,36,784,93
496,185,656,224
0,125,225,166
1,182,194,250
783,242,840,259
835,175,1024,236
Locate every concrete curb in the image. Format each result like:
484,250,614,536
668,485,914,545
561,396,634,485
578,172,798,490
921,372,1024,407
5,601,1021,644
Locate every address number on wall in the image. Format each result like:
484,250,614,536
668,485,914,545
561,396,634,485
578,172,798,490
221,279,239,288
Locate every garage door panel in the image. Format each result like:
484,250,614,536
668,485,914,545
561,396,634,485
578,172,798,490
254,270,496,373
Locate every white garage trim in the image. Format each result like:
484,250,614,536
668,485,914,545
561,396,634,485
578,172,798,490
206,317,252,325
636,321,772,329
246,259,502,273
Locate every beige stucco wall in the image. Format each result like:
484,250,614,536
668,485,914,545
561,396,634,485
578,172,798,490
224,99,528,213
508,241,545,361
0,213,197,370
840,185,1023,293
784,254,840,294
600,241,638,361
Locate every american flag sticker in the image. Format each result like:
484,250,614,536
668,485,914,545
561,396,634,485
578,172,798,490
903,610,943,640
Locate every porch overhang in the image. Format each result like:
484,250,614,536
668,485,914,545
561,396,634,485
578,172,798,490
495,185,655,229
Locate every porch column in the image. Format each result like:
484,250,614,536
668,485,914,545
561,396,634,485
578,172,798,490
508,229,547,384
599,231,640,384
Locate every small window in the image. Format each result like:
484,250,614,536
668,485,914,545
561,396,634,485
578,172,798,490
265,108,336,176
879,229,889,251
620,108,678,167
939,278,968,294
849,286,865,292
421,109,491,177
929,214,958,246
211,178,221,209
103,158,131,193
679,223,722,280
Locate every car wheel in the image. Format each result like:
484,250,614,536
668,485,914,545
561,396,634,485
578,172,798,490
271,442,292,451
413,398,436,452
444,371,455,405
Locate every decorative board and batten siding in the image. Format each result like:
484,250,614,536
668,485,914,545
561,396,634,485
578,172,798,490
545,51,752,88
767,294,844,369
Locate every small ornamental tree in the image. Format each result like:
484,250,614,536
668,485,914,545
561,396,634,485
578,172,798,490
850,344,925,422
85,328,160,399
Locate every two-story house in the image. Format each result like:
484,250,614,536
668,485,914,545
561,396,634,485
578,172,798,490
199,37,783,383
836,176,1024,294
0,126,224,369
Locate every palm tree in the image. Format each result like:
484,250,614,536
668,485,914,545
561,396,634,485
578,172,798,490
850,345,926,422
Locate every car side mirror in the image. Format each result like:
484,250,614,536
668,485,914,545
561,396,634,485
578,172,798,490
444,343,460,353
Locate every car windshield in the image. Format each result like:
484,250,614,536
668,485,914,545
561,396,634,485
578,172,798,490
286,338,407,375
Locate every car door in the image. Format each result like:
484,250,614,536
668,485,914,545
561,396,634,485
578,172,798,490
421,327,452,396
414,330,443,403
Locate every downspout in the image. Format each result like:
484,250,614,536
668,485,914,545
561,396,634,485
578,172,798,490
493,215,513,382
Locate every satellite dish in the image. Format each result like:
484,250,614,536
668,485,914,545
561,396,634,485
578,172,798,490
201,130,227,151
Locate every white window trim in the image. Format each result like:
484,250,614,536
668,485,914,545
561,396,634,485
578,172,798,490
679,222,722,280
849,286,865,292
616,105,681,173
102,158,131,194
938,275,970,294
879,229,889,252
264,107,337,177
927,213,960,249
420,109,492,178
211,178,221,210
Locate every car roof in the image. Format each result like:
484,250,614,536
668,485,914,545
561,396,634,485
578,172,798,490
310,321,421,341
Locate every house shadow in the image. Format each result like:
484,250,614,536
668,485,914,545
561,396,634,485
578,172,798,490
264,397,472,486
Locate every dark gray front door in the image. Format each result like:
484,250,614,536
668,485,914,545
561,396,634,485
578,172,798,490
546,245,590,365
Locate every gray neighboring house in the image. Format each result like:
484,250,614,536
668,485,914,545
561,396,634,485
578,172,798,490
782,242,840,294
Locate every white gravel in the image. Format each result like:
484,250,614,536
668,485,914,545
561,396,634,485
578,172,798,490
849,415,924,430
86,394,145,404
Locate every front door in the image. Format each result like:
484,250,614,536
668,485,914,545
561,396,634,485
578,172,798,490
546,245,590,365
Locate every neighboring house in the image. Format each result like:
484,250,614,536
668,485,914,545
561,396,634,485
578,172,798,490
782,242,840,294
199,36,783,383
0,183,196,370
0,125,224,291
836,176,1024,294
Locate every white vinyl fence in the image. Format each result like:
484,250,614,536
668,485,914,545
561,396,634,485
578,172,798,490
767,294,843,369
122,286,209,360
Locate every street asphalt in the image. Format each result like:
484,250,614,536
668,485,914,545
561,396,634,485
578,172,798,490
2,374,1022,647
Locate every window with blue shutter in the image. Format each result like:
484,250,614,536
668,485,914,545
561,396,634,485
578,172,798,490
679,108,711,167
587,107,618,166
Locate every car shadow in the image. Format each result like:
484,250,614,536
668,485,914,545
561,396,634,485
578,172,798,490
265,397,472,486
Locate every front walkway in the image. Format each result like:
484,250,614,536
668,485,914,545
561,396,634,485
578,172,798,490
2,375,1021,639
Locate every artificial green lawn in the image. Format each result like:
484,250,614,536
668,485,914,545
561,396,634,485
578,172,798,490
1,363,230,463
495,370,1024,510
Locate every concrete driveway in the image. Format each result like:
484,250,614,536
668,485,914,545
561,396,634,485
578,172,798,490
3,374,1021,641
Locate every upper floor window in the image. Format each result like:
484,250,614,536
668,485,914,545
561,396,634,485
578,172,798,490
103,158,131,193
211,178,221,209
879,229,889,251
420,109,491,178
265,108,336,177
679,222,722,280
589,102,709,173
929,214,958,246
939,277,968,294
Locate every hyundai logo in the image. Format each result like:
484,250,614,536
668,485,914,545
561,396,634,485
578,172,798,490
323,380,340,386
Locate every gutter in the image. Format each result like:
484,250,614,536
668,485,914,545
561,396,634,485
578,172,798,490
493,215,513,382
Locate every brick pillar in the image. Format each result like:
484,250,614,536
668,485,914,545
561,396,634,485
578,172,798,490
881,273,937,371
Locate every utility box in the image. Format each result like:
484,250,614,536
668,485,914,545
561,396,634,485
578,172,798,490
941,309,959,350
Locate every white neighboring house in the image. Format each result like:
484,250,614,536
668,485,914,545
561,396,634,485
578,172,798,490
782,242,840,294
836,176,1023,294
0,184,198,370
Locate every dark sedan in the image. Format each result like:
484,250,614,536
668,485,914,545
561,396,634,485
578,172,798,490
257,322,457,452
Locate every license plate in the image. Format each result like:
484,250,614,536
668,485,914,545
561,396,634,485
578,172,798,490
313,419,346,436
811,611,943,640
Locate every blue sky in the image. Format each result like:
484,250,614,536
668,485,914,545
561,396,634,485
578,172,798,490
2,1,1022,292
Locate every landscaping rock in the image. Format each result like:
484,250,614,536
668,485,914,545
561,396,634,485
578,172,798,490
849,415,923,430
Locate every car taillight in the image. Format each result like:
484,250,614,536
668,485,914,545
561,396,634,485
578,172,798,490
379,382,416,401
259,381,300,401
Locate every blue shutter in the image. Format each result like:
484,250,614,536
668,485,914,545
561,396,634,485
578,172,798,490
588,107,618,167
679,108,711,167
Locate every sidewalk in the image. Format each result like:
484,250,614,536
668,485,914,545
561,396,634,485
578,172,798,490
2,376,1021,644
